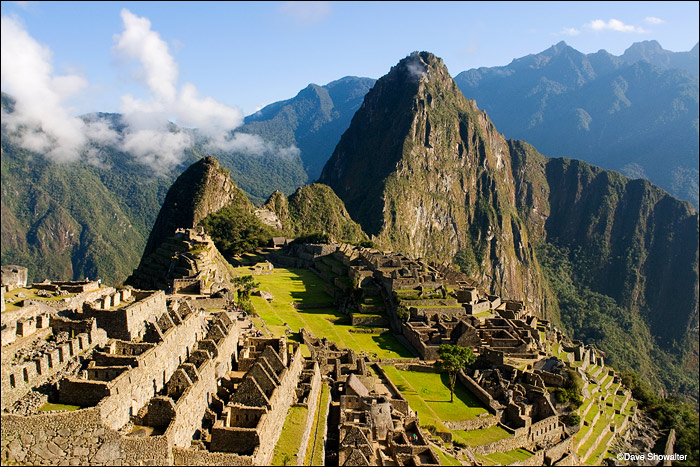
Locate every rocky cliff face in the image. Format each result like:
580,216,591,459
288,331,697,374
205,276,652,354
141,156,254,260
320,52,545,311
510,141,699,348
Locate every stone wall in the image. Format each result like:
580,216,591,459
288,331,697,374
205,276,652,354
294,362,322,465
163,315,239,447
544,436,573,465
60,309,203,429
2,319,107,411
458,371,502,413
172,448,253,466
250,345,304,466
444,414,499,431
350,314,388,327
0,407,174,466
81,290,166,341
1,265,28,290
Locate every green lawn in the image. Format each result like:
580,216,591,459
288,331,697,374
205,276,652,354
3,287,77,312
484,448,533,465
39,402,81,411
246,267,412,359
304,383,331,466
381,366,489,432
433,447,463,466
453,425,511,447
271,406,309,466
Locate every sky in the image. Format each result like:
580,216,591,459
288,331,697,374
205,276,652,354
1,1,698,168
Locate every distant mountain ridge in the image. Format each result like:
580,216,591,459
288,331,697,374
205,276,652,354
454,40,699,208
240,76,376,182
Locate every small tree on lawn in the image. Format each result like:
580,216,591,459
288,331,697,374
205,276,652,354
436,344,476,403
233,275,259,301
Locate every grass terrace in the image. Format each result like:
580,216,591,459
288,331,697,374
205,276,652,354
2,287,77,312
381,365,489,433
433,447,462,466
452,425,511,447
244,266,412,359
38,402,81,412
271,405,308,466
482,448,534,465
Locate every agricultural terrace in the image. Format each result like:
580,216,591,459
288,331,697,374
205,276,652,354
241,266,412,359
381,366,490,428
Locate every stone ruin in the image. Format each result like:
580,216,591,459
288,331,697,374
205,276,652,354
1,265,28,291
338,374,440,466
126,228,233,295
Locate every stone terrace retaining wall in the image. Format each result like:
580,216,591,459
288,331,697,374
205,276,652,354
458,371,502,413
0,407,171,466
59,309,203,429
294,362,322,465
164,317,239,447
1,319,107,411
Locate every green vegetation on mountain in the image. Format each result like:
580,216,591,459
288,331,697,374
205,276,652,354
509,139,699,398
200,204,276,257
622,372,699,466
264,183,368,244
320,51,546,313
455,41,699,207
0,124,175,284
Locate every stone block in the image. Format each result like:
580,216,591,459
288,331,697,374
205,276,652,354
48,348,60,368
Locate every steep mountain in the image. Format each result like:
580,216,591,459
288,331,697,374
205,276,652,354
510,141,699,394
319,51,699,395
454,41,699,207
319,52,547,313
241,76,376,181
139,156,255,260
262,184,368,243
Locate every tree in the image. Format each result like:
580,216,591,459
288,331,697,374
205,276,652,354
436,344,476,402
233,275,259,301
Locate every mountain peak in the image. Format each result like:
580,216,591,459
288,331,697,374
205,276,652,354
139,156,253,260
392,51,451,84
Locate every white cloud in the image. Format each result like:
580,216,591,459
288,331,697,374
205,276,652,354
112,8,247,169
1,15,117,162
2,9,298,171
113,9,178,103
644,16,664,24
585,18,649,34
279,1,331,25
559,27,581,36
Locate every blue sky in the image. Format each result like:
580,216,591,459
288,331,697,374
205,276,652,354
1,1,697,117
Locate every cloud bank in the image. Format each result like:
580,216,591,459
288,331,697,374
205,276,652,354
585,18,649,34
1,9,299,172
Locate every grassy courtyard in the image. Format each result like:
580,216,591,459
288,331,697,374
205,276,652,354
243,266,412,359
380,365,489,432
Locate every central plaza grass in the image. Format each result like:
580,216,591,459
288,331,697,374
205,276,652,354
381,365,489,432
483,448,534,465
243,266,412,359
